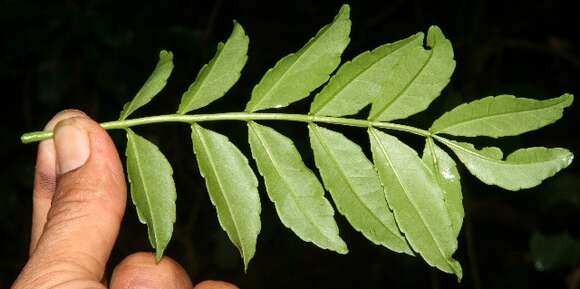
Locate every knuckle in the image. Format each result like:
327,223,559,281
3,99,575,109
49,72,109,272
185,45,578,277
54,174,109,206
34,170,56,198
13,256,104,289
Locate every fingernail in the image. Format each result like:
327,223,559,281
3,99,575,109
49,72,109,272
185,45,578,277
54,119,90,175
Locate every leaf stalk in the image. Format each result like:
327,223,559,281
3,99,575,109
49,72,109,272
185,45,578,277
20,112,432,144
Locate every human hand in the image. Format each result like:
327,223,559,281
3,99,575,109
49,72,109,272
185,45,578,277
13,110,238,289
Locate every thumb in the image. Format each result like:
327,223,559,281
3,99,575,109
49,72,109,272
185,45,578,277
14,115,127,288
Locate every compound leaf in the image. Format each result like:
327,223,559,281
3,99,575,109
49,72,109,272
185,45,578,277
191,124,260,270
310,32,423,116
125,129,176,262
178,22,249,114
369,128,461,279
422,138,464,238
439,139,574,191
248,122,347,253
245,4,351,112
430,94,574,137
368,26,455,121
120,50,174,120
309,124,413,255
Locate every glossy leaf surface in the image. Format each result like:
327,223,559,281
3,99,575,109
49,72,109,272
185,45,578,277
430,94,574,137
125,129,176,262
310,32,423,116
178,22,249,114
191,124,261,269
309,124,412,254
120,51,174,120
422,138,464,237
369,26,455,121
248,122,347,253
245,5,351,112
440,139,573,191
369,128,462,279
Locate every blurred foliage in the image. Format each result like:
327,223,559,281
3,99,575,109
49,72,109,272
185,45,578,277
530,232,580,271
1,0,579,288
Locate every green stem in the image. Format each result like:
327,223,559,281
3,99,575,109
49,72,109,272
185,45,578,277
20,112,432,144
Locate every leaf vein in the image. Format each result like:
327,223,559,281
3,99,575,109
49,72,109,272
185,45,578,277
128,133,159,247
194,125,244,253
249,123,336,243
312,125,403,240
370,48,434,120
370,129,455,269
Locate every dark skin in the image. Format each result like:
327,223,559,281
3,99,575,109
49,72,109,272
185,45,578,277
13,110,238,289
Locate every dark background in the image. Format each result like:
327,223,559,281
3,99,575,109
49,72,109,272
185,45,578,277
1,0,579,288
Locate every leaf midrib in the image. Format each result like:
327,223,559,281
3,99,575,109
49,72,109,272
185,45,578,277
128,133,160,247
249,123,337,245
432,97,569,133
180,44,227,112
426,138,445,187
369,44,435,121
312,125,405,243
121,57,171,120
194,125,245,256
371,129,456,271
441,138,562,167
426,138,458,235
249,20,342,111
311,35,419,115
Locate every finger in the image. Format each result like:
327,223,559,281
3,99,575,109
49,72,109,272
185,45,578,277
194,280,239,289
30,110,86,255
110,252,193,289
14,114,127,288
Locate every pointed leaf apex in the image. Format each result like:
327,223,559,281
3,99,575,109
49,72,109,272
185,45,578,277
155,250,164,263
242,254,254,272
337,245,349,254
231,20,244,33
562,93,574,105
119,50,174,120
428,25,441,31
450,259,463,282
427,25,443,35
337,4,350,18
426,25,451,50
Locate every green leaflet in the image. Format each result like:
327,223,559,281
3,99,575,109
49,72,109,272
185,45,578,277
368,26,455,121
430,94,574,137
369,128,461,279
439,139,574,191
247,122,347,253
310,32,423,116
191,124,261,270
244,4,351,112
309,124,413,255
177,22,249,114
120,50,174,120
125,129,176,262
422,138,464,238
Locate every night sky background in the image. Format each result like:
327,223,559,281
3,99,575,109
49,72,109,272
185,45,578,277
1,0,579,288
